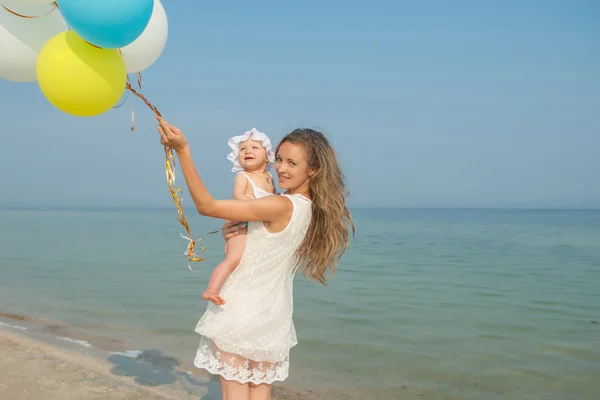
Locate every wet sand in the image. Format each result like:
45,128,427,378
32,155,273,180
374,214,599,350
0,325,421,399
0,327,197,400
0,327,331,400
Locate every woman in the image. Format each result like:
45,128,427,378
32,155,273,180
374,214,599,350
157,117,354,400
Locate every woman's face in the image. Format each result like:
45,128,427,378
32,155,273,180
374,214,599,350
275,141,312,190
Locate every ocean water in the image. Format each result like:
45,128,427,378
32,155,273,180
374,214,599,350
1,207,599,399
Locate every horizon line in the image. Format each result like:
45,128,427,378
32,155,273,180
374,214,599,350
1,205,599,212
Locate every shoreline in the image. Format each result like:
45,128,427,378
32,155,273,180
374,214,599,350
0,312,412,399
0,313,354,400
0,326,199,400
0,325,317,400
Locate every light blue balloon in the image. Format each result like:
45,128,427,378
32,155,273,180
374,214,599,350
57,0,154,49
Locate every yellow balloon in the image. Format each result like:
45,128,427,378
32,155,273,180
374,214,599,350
36,31,126,117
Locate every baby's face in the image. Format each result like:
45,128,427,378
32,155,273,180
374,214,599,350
238,139,268,171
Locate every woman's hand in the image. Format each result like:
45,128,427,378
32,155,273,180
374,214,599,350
222,220,247,240
157,116,189,153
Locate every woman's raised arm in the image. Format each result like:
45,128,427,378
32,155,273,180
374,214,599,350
158,117,292,223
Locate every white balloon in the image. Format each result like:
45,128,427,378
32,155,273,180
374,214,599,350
120,0,168,73
0,1,68,82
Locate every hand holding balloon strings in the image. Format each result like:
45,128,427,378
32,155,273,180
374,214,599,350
123,76,219,271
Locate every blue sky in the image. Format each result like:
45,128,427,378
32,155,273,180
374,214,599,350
1,0,598,208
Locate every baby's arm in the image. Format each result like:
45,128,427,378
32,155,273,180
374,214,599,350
233,173,251,200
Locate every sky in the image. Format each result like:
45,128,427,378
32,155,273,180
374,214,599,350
1,0,599,209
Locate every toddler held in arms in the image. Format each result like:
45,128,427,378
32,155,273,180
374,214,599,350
202,128,276,305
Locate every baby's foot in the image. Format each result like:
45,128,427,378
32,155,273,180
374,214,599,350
202,290,225,306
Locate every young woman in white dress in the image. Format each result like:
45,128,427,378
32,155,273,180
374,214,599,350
157,117,354,400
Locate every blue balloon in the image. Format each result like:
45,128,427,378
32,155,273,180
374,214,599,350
57,0,154,49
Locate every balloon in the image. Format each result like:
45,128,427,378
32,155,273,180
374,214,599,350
120,0,168,73
57,0,154,49
36,31,127,117
0,1,68,82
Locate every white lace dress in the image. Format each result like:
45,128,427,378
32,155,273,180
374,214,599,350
193,194,312,384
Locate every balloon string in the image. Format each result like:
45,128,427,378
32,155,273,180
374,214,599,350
0,2,58,18
2,1,99,50
124,75,216,271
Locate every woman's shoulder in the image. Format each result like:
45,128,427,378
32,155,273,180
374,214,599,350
260,193,311,214
281,193,312,202
281,194,312,214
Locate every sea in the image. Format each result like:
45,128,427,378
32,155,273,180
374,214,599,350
0,207,599,399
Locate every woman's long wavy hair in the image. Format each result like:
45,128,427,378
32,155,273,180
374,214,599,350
276,129,355,284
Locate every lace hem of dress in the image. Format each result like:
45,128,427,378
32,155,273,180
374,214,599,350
194,343,289,385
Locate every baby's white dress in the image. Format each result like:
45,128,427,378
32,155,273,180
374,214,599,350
235,171,273,200
193,182,312,384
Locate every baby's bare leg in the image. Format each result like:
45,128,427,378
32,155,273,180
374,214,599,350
203,231,246,305
222,229,246,267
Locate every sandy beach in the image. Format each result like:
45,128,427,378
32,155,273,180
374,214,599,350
0,325,418,400
0,327,199,400
0,326,366,400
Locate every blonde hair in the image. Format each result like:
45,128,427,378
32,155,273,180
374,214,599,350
276,129,355,284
